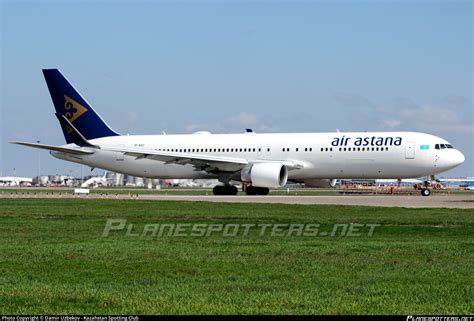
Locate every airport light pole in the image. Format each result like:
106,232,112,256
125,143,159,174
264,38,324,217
37,140,41,186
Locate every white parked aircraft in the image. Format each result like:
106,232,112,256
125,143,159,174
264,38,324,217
0,176,32,187
81,172,108,188
12,69,465,196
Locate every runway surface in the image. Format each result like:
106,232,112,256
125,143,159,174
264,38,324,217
134,194,474,208
1,192,473,208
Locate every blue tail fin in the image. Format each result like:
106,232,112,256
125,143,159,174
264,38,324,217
42,69,119,143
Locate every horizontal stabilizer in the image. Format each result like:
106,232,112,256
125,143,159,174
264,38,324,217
10,141,94,155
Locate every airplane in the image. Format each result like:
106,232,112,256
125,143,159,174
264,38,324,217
11,69,465,196
0,176,33,187
81,171,108,188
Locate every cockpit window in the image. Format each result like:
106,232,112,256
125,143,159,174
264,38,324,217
435,143,454,150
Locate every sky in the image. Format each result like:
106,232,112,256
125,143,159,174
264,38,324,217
1,0,472,178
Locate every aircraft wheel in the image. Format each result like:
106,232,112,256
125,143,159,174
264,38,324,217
257,187,269,195
245,186,257,195
213,185,238,195
421,188,431,197
245,186,269,195
213,185,224,195
227,185,238,195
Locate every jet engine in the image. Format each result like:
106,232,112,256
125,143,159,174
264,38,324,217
241,163,288,188
304,178,337,188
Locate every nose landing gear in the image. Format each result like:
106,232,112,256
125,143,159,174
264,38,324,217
420,188,431,197
416,175,438,196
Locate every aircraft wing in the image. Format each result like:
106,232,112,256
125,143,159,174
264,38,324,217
10,141,95,155
102,146,304,173
101,146,249,173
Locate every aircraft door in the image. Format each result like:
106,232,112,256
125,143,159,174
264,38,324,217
405,141,415,159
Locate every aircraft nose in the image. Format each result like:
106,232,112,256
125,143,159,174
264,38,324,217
454,150,465,166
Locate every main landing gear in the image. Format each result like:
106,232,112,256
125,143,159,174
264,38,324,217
212,183,270,196
244,185,269,196
212,184,238,195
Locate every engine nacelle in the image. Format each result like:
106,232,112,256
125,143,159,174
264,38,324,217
304,178,337,188
241,163,288,188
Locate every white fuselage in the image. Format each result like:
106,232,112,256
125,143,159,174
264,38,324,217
51,131,465,182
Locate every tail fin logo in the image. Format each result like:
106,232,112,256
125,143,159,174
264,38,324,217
64,95,88,123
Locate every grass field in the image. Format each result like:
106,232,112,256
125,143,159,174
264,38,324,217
0,199,472,314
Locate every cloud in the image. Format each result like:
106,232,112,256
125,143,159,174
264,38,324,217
378,100,473,134
382,119,401,129
225,112,257,127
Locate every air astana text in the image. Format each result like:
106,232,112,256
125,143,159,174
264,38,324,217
331,136,403,147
